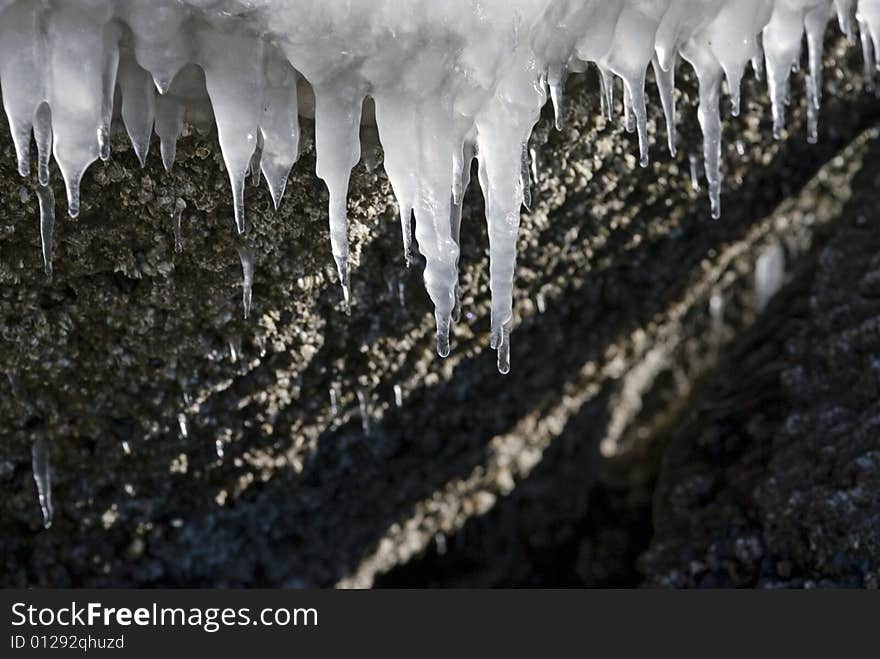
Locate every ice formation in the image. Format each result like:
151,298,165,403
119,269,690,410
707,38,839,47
31,436,53,529
1,0,879,374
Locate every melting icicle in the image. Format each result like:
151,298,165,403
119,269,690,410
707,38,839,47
652,56,677,157
31,437,53,530
35,182,54,275
238,246,255,319
314,85,363,305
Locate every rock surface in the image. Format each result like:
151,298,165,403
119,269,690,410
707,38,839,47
1,36,878,588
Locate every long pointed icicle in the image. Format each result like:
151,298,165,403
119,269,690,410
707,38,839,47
314,85,363,305
35,182,55,275
451,138,476,323
805,5,831,143
199,27,264,234
652,56,677,157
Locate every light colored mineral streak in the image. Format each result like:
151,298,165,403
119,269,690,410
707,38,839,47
0,0,878,373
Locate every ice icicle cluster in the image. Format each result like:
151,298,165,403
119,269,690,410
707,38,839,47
1,1,879,374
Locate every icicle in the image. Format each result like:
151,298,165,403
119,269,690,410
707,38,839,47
98,23,121,162
476,90,539,374
597,65,615,121
393,384,403,408
451,139,476,325
622,83,635,133
0,1,42,179
681,39,724,219
314,85,363,305
652,56,677,157
31,437,53,530
858,16,876,91
119,50,154,167
547,62,566,131
177,412,188,439
699,72,723,220
45,3,117,218
357,389,370,435
752,34,766,82
259,52,300,210
373,93,462,357
623,75,649,167
805,4,831,144
35,182,54,276
689,153,701,191
249,132,263,187
228,335,241,363
199,28,264,235
238,246,255,320
154,94,184,172
835,0,855,40
329,385,339,417
763,4,807,140
215,439,224,459
122,0,188,95
171,198,185,252
33,103,52,187
399,203,413,268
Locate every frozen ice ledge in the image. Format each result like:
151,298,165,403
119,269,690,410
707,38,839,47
1,0,879,373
